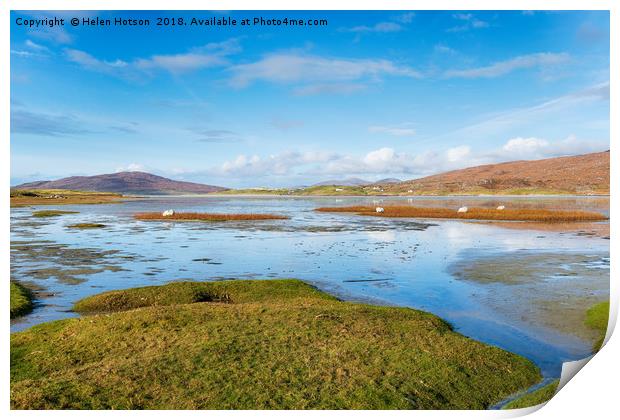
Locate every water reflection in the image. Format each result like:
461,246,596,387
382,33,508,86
10,195,609,378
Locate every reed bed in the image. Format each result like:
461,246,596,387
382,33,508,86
134,212,289,222
315,206,608,222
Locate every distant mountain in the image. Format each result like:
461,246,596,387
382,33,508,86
374,178,402,184
14,171,228,195
378,151,610,195
312,178,371,187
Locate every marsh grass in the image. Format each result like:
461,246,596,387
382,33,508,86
585,301,610,351
10,282,33,319
11,189,124,207
31,210,79,218
11,279,540,409
67,223,107,229
134,212,289,222
315,206,607,222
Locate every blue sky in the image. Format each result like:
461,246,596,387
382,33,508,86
11,10,610,187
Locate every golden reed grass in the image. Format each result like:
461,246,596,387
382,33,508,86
315,206,608,222
134,212,288,222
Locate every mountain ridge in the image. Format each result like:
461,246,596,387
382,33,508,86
14,171,227,195
376,150,610,195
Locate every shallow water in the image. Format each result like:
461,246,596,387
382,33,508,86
10,195,609,378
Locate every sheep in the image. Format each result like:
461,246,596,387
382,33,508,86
457,206,468,213
497,205,505,210
162,209,175,217
376,207,385,213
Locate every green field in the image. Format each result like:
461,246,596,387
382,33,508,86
11,279,541,409
10,282,33,319
585,301,610,351
31,210,79,218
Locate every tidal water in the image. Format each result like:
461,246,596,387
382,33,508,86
10,195,610,378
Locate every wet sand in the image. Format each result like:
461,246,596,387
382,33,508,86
450,251,609,344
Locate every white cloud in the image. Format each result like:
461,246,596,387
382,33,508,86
341,12,414,33
434,44,456,55
363,147,397,169
447,13,489,32
208,134,606,183
31,26,72,44
228,53,421,88
115,163,145,172
218,151,337,177
446,145,471,162
11,39,53,58
65,49,129,75
345,22,403,33
453,13,473,20
501,137,549,157
65,38,241,77
494,135,606,161
394,12,416,24
11,50,39,58
441,82,609,140
134,53,226,73
25,40,50,52
444,52,570,78
134,38,240,73
368,123,416,136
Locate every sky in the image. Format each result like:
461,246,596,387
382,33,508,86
10,10,610,187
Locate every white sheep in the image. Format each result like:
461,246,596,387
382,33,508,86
497,205,505,210
376,207,385,213
457,206,468,213
162,209,175,217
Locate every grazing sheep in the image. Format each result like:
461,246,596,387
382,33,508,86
457,206,468,213
497,205,505,210
376,207,385,213
162,209,175,217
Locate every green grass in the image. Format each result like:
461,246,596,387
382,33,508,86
31,210,79,218
10,282,34,319
11,279,540,409
503,380,559,409
219,185,372,196
66,223,107,229
585,301,610,351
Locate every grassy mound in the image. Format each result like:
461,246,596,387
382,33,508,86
12,190,123,207
585,301,610,351
503,380,559,409
10,282,33,319
67,223,106,229
134,212,288,222
11,280,541,409
315,206,607,222
31,210,78,218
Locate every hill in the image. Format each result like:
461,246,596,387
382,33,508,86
14,171,227,195
377,151,610,195
312,177,371,187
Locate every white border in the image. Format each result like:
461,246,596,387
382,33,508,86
2,1,616,419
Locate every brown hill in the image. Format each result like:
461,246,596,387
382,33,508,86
14,171,227,195
379,151,610,195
